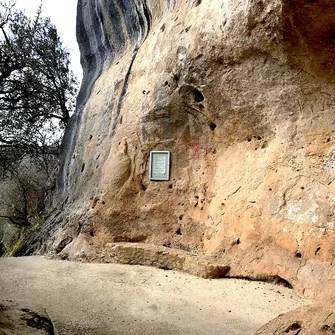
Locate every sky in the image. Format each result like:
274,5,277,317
15,0,82,83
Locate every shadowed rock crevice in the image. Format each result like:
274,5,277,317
283,0,335,74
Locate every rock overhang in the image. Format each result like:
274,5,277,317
26,0,335,302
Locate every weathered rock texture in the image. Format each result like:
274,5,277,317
0,301,55,335
27,0,335,300
255,302,335,335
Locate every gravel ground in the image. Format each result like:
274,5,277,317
0,256,307,335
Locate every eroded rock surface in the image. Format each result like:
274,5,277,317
26,0,335,300
0,301,55,335
255,302,335,335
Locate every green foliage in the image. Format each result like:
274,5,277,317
0,1,78,236
7,216,46,256
0,0,78,175
8,229,25,257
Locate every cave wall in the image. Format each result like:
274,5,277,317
34,0,335,299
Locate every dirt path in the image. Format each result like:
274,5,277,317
0,256,306,335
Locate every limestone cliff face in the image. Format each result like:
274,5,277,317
33,0,335,299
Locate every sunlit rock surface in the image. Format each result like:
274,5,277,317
28,0,335,301
256,302,335,335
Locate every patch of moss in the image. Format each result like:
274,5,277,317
8,238,26,257
6,226,30,257
2,211,50,257
30,219,43,233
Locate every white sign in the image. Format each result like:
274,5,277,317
149,151,170,181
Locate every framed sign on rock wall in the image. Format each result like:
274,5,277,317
149,151,170,181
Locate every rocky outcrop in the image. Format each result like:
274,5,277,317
0,220,18,256
255,302,335,335
58,240,230,278
27,0,335,300
0,301,55,335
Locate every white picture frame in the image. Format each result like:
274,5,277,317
149,151,170,181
